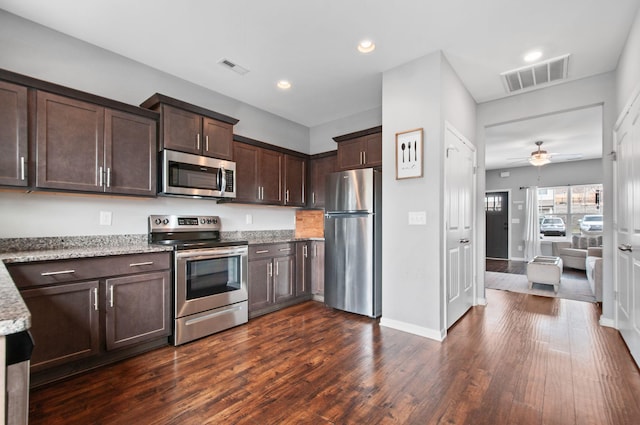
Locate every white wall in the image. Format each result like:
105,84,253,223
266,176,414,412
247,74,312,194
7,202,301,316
477,73,616,320
486,159,604,259
309,107,382,155
380,51,476,339
0,11,306,236
616,7,640,116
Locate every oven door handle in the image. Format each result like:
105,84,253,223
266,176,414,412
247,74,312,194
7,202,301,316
218,167,226,197
175,246,248,261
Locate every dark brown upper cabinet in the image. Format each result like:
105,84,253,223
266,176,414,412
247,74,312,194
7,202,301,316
141,94,238,160
0,80,28,187
233,142,282,205
308,152,337,208
36,91,157,196
334,126,382,170
284,154,307,207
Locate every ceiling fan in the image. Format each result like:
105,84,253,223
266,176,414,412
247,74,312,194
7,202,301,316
509,141,583,167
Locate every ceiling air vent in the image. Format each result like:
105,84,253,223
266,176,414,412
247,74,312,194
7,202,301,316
217,58,249,75
501,54,570,93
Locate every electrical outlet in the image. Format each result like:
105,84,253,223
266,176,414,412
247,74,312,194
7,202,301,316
99,211,112,226
246,214,253,225
408,211,427,225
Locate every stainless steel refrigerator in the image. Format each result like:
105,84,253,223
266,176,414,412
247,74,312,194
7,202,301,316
324,168,381,318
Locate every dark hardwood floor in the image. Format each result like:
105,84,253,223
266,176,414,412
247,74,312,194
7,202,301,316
486,258,527,274
29,293,640,424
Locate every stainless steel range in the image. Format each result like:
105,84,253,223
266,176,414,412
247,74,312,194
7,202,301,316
149,215,248,346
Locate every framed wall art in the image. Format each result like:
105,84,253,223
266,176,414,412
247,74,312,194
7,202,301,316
395,128,423,179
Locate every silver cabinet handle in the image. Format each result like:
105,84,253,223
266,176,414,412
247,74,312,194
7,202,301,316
303,245,308,258
285,189,290,203
261,186,264,200
93,287,98,311
196,133,201,150
41,269,75,276
363,151,367,164
312,192,316,205
268,263,273,277
98,166,103,187
618,244,633,252
279,247,291,252
255,249,269,254
106,167,111,188
205,135,209,152
20,156,25,181
360,151,363,165
129,261,153,267
275,261,279,276
109,285,114,308
314,244,317,257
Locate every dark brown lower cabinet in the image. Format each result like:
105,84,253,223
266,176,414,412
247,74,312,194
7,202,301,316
8,252,171,386
311,241,325,296
296,242,312,297
21,281,100,373
248,243,312,318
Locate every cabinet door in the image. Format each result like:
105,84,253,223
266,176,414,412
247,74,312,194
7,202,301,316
260,148,283,204
233,142,260,202
105,109,157,196
363,132,382,167
309,153,337,208
104,271,171,351
337,138,364,170
248,258,272,312
296,242,311,296
161,104,201,154
36,91,105,192
21,281,100,372
274,255,295,303
311,241,325,295
284,155,306,206
202,117,233,160
0,81,28,187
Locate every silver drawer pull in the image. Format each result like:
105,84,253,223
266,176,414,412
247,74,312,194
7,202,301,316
255,250,269,254
129,261,154,267
279,247,291,252
41,269,75,276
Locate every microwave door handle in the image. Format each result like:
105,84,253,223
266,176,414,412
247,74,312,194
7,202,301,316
219,167,226,196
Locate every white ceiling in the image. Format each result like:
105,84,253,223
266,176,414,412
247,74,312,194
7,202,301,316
484,106,603,170
1,0,638,129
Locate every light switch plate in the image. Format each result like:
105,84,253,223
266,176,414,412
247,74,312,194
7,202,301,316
246,214,253,225
99,211,112,226
408,211,427,225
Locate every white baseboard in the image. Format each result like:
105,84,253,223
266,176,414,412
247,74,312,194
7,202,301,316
379,317,445,341
599,315,615,328
312,294,324,303
476,297,487,306
510,256,525,261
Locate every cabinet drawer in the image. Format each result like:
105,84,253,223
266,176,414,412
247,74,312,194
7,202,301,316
8,252,171,289
249,243,294,260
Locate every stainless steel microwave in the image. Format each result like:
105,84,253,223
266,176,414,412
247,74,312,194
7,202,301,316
160,150,236,199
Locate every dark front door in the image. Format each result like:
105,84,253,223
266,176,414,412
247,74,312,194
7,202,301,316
485,191,509,259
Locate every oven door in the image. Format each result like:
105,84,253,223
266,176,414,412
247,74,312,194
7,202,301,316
175,245,248,318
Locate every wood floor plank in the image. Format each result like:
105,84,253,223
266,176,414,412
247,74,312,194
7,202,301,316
28,292,640,425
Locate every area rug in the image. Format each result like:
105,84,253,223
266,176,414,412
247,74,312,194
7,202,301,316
485,271,596,303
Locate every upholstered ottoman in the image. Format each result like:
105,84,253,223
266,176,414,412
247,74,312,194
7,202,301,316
527,256,563,293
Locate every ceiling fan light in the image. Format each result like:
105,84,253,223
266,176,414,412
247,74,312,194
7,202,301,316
529,154,551,166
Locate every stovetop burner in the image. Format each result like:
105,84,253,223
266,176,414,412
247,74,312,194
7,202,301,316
148,215,247,250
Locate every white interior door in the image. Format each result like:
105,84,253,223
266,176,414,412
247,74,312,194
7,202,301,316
445,124,475,328
615,91,640,365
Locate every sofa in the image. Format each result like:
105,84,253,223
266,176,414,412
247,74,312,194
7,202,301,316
586,246,603,302
551,235,603,270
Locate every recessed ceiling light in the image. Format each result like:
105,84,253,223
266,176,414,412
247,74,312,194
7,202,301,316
277,80,291,90
524,50,543,62
357,39,376,54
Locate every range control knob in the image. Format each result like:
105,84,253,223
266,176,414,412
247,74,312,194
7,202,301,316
200,218,205,224
154,218,162,225
213,218,218,224
163,218,169,225
206,218,213,224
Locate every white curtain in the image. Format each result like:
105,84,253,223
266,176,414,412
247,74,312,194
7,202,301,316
523,186,541,261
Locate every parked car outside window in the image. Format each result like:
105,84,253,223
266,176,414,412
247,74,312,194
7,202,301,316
540,216,566,236
580,214,603,235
